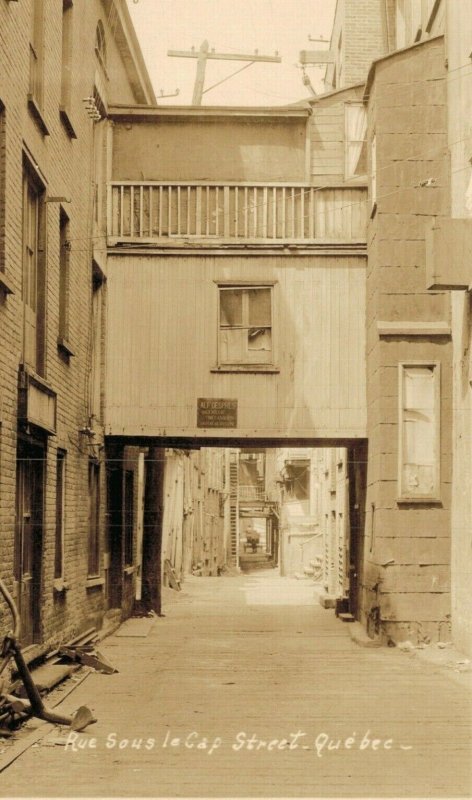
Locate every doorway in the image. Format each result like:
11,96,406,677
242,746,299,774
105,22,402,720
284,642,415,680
14,440,45,646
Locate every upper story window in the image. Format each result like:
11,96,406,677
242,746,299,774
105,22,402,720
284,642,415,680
95,20,107,71
60,0,76,137
22,158,46,375
217,284,275,369
395,0,422,48
345,103,367,181
398,362,440,501
370,133,377,212
29,0,48,133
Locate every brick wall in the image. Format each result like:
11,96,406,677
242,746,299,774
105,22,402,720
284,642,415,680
0,0,151,653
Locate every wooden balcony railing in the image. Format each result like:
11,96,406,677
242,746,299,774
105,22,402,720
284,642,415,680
107,182,367,246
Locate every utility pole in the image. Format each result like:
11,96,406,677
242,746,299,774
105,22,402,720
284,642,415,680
168,41,282,105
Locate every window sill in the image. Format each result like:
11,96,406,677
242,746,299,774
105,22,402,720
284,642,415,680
57,337,75,358
27,94,49,136
59,106,78,139
124,565,136,575
397,496,442,506
86,576,105,589
53,578,70,593
0,271,14,295
211,365,280,374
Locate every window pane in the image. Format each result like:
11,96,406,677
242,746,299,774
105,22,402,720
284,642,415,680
220,289,243,327
401,366,437,496
248,288,271,326
219,328,246,362
248,328,271,351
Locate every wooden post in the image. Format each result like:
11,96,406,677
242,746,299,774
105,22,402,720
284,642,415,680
193,40,209,105
140,446,165,615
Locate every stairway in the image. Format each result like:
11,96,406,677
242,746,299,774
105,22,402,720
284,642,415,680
239,552,274,572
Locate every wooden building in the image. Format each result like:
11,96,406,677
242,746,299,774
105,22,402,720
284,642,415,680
104,103,367,443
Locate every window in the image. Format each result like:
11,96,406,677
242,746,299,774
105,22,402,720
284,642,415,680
398,362,440,500
218,284,274,367
345,103,367,181
88,460,100,577
95,20,107,71
0,103,9,293
396,0,422,48
60,0,76,137
58,208,72,353
370,134,377,212
22,159,46,375
28,0,48,133
55,450,66,580
90,264,104,420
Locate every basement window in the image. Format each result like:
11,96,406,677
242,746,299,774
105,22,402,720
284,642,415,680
216,284,278,371
398,362,440,501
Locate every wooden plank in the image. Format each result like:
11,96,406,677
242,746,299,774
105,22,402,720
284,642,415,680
148,185,153,236
196,186,202,236
224,186,230,238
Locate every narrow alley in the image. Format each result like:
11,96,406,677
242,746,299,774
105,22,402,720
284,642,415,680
1,572,470,798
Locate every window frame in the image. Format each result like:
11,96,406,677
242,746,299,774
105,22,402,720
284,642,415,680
214,280,279,373
397,360,441,503
0,103,12,295
95,20,107,75
59,0,77,138
22,156,47,376
28,0,49,135
54,449,66,583
90,264,105,420
58,206,74,356
344,101,367,182
370,133,377,216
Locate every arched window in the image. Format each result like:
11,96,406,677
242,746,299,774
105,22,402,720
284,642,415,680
95,20,106,68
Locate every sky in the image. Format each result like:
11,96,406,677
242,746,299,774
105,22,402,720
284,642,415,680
126,0,337,106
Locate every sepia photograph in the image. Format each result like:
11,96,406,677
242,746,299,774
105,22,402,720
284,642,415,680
0,0,471,798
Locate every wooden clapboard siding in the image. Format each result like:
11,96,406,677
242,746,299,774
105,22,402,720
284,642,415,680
310,86,365,185
105,254,366,439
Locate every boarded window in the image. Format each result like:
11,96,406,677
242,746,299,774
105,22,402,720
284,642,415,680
399,363,440,499
219,285,273,366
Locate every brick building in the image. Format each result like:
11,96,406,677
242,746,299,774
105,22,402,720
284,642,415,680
0,0,154,657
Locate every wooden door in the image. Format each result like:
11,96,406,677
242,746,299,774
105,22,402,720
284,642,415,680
15,446,44,645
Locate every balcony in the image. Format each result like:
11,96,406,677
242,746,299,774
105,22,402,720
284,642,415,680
239,485,266,501
107,182,367,248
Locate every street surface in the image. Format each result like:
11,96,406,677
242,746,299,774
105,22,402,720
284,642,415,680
1,571,471,798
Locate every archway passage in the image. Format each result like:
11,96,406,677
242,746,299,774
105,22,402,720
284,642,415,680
104,438,368,627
